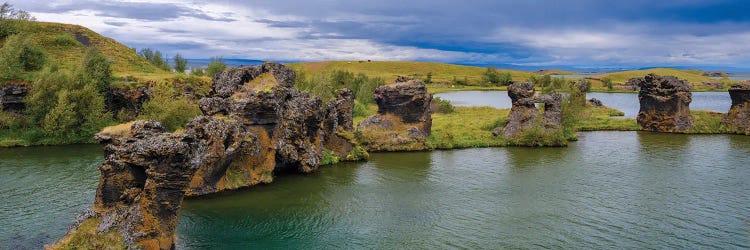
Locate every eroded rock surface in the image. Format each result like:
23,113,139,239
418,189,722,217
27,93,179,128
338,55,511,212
636,74,694,132
724,81,750,134
0,84,28,113
497,82,563,140
57,120,199,249
358,77,433,151
322,89,363,159
105,86,151,120
55,62,366,249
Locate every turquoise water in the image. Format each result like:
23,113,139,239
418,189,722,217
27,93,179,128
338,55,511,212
1,132,749,249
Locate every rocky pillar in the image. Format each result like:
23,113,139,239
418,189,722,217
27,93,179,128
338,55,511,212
636,74,694,132
724,81,750,134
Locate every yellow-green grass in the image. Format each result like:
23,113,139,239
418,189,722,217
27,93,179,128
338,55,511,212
575,106,640,131
427,84,508,94
47,217,126,250
288,61,534,84
3,20,174,81
590,68,736,92
428,106,509,149
688,110,733,134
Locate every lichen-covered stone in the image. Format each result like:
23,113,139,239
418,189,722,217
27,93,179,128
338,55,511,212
358,77,433,151
322,89,357,158
105,86,151,120
724,81,750,134
498,82,562,140
84,120,198,249
636,74,694,132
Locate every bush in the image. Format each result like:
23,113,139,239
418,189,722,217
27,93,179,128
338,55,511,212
432,97,455,114
0,19,17,39
190,67,204,76
423,72,433,84
602,77,613,91
51,33,81,47
139,82,201,131
321,149,340,165
482,67,512,86
0,35,46,80
353,101,371,117
206,57,227,77
294,69,383,105
81,48,112,93
138,48,171,71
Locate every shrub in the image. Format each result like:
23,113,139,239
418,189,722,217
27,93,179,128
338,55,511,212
602,77,613,91
138,48,171,71
432,97,455,114
423,72,433,84
190,67,204,76
353,101,372,117
321,149,340,165
81,48,112,93
206,57,227,77
345,146,369,161
294,69,383,105
0,35,46,80
51,33,81,47
139,82,201,131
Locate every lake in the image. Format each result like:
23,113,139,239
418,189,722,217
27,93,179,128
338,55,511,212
435,91,732,117
1,132,748,249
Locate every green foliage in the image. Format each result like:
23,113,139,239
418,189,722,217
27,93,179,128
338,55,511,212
451,76,469,85
51,33,81,47
190,67,204,76
173,53,187,73
0,19,17,39
432,97,455,114
26,66,112,144
530,74,552,89
138,48,171,71
0,35,46,80
345,146,369,161
321,149,340,165
139,81,201,131
81,47,112,93
295,69,384,105
482,67,512,86
0,3,35,21
508,125,567,147
353,101,372,118
206,57,227,77
602,77,613,91
423,72,433,84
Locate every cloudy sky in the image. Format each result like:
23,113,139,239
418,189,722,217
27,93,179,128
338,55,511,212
9,0,750,68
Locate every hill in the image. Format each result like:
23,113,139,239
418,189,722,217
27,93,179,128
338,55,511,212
289,61,534,84
1,20,171,81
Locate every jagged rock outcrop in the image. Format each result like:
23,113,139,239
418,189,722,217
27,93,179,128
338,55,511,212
0,84,28,113
52,120,199,249
636,74,694,132
700,82,724,90
55,63,367,249
321,89,365,159
496,82,562,140
702,71,727,78
105,86,151,120
357,77,432,151
724,81,750,134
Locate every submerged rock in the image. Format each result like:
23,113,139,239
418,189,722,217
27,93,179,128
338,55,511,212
724,81,750,134
0,84,28,113
358,77,433,151
636,74,694,132
497,82,563,142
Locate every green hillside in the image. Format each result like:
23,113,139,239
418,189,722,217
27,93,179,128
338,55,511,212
289,61,534,84
1,20,172,81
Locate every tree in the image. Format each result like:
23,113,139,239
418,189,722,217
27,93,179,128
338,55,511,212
423,72,433,84
0,2,35,20
173,54,187,73
190,67,204,76
602,77,614,91
81,48,112,93
139,82,201,131
206,57,227,77
138,48,170,70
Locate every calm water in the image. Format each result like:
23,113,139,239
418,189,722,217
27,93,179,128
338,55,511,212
0,145,102,249
435,91,732,117
1,132,749,249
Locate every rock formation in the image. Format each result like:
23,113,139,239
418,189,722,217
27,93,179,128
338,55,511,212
357,77,432,151
322,88,366,160
636,74,694,132
702,71,727,78
0,84,28,113
588,98,603,107
105,86,151,120
53,120,199,249
494,82,562,140
724,81,750,134
54,62,366,249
